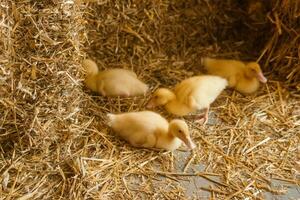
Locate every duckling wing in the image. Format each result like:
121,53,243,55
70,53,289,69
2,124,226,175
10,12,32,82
127,78,148,95
186,76,227,109
138,133,157,148
128,131,155,148
101,76,130,96
174,77,200,103
100,73,146,96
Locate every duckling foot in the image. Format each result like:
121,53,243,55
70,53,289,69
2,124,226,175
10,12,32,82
195,107,209,125
195,114,208,125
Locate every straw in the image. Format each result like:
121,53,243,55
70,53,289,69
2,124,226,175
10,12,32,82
0,0,299,199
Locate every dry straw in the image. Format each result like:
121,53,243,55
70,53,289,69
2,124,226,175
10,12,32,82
0,0,299,199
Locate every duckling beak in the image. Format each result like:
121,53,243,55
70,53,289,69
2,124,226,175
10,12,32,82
183,137,196,149
257,72,267,83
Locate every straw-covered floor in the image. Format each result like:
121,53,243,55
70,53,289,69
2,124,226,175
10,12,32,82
0,0,299,199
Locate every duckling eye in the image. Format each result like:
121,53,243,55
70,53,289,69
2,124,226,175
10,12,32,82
178,130,182,133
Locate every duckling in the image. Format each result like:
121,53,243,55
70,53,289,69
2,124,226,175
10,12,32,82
202,57,267,94
107,111,196,151
83,59,148,97
147,75,227,124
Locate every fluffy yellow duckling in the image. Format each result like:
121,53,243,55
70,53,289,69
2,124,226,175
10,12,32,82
107,111,196,151
83,59,148,97
202,57,267,94
147,75,228,124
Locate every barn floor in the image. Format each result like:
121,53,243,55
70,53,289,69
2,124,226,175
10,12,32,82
107,106,300,199
1,1,299,199
172,142,299,200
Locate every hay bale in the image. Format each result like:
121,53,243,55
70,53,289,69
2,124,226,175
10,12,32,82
1,0,299,199
242,0,300,88
1,1,88,198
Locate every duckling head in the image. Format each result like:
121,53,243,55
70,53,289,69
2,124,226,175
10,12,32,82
146,88,176,108
169,119,196,149
246,62,267,83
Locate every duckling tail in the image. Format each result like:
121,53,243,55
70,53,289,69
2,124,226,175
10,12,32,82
82,59,99,75
107,113,115,127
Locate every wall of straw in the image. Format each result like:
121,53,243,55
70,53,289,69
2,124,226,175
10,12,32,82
0,0,299,199
245,0,300,87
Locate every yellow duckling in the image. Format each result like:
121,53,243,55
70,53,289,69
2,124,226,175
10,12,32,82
83,59,148,97
202,57,267,94
107,111,196,151
147,75,228,124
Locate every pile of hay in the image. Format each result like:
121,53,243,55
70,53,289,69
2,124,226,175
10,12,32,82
0,0,299,199
243,0,300,88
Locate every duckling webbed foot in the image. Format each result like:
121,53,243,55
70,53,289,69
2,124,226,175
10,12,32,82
195,106,209,125
195,115,207,125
